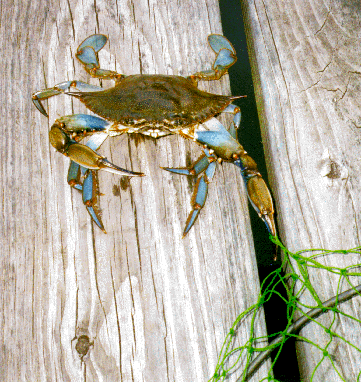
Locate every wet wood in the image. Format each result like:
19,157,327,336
242,0,361,380
0,0,270,380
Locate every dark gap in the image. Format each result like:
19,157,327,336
218,0,301,380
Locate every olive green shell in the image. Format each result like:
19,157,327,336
71,74,234,131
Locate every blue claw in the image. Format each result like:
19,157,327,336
86,205,106,232
77,34,108,54
98,158,145,176
51,115,141,233
208,34,236,54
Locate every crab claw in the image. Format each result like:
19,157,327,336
246,174,276,236
98,157,145,176
234,159,276,236
66,140,144,177
49,125,144,177
56,114,110,133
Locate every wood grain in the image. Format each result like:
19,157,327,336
242,0,361,380
0,0,270,380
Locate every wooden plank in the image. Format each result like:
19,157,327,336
242,0,361,380
0,0,271,380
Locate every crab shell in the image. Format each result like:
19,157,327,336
70,74,237,137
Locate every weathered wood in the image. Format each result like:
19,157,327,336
0,0,271,380
242,0,361,380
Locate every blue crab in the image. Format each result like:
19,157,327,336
32,34,275,236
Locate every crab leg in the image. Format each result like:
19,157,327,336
163,149,217,236
76,34,125,81
195,118,276,236
82,170,106,232
182,158,217,237
67,131,111,232
49,113,144,232
67,160,83,191
32,81,103,117
189,35,237,84
162,151,212,176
